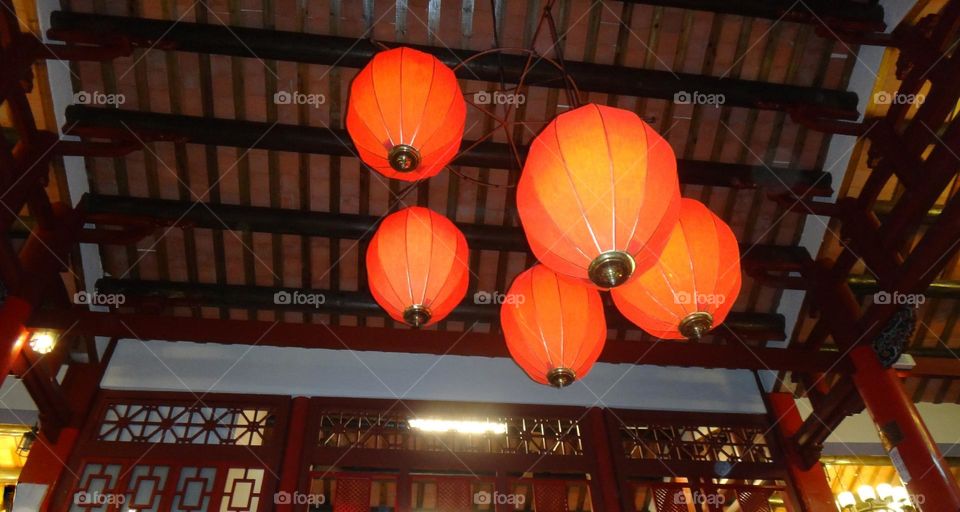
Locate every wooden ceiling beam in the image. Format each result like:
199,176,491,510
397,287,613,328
82,193,812,264
65,106,834,196
92,277,787,342
47,11,859,116
26,309,843,372
620,0,884,30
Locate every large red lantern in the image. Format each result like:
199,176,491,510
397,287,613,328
501,264,606,387
611,199,741,340
366,206,469,327
346,47,466,181
517,103,681,288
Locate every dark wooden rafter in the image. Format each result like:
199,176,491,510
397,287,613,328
65,106,833,195
83,193,960,301
47,11,859,117
621,0,884,30
27,309,840,373
90,277,786,342
787,3,960,494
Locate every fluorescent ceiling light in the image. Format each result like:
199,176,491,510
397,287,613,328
408,418,507,434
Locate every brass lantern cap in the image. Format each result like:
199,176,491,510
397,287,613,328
403,304,432,328
546,367,577,388
679,311,714,340
388,144,421,172
587,251,636,288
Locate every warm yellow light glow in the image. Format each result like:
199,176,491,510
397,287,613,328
408,418,507,434
857,485,877,502
892,486,909,502
876,483,893,500
28,332,56,355
837,491,856,507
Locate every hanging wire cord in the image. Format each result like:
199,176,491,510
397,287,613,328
442,0,581,188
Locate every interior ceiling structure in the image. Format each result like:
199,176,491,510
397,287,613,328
9,0,960,408
53,0,855,338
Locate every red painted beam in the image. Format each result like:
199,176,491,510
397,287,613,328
767,393,837,512
276,396,309,512
850,346,960,509
27,309,847,372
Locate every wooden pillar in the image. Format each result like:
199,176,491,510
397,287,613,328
0,296,30,386
276,396,309,511
850,345,960,509
767,393,837,512
585,407,624,512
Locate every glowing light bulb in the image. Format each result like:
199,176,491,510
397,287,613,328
28,331,56,354
838,491,856,508
408,418,508,435
858,485,877,502
892,486,909,503
876,483,893,500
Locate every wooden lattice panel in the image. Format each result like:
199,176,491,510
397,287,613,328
333,476,372,512
652,487,689,512
621,424,773,464
97,402,273,446
318,410,583,456
436,478,472,511
736,489,773,512
534,481,570,512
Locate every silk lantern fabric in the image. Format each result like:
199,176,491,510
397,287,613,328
516,103,681,288
346,47,466,181
501,264,606,387
366,207,469,327
611,199,741,340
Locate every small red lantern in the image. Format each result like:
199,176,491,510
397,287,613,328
366,207,469,327
501,264,606,387
517,103,681,288
611,199,741,340
346,47,466,181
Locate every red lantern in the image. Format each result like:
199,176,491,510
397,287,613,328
517,103,681,288
611,199,741,340
366,206,469,327
346,47,466,181
501,264,606,387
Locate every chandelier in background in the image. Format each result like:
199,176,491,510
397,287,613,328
837,484,918,511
